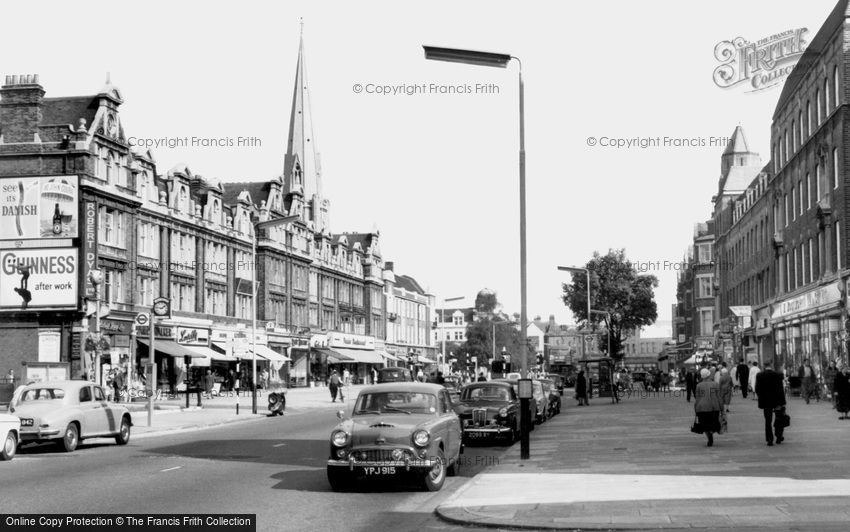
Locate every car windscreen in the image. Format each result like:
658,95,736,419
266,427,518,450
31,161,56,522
462,386,510,401
20,388,66,402
354,392,437,415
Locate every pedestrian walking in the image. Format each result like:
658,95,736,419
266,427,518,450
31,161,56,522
825,361,838,406
719,367,733,413
755,361,786,446
736,359,750,399
328,370,342,402
694,368,722,447
685,368,696,402
342,368,351,386
111,368,125,403
477,371,487,382
575,369,589,406
371,367,378,385
834,366,850,419
748,362,760,400
203,369,214,399
798,359,817,404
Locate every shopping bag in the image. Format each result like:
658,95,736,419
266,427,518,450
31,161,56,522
690,415,704,434
719,412,728,434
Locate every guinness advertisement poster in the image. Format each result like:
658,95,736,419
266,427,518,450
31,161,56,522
0,248,78,310
0,175,79,240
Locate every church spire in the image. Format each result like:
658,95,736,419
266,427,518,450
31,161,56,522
283,22,324,229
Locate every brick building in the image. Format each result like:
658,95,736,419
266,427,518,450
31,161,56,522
0,32,418,389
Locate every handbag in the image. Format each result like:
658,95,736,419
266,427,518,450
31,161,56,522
774,407,790,428
690,415,704,434
719,412,728,434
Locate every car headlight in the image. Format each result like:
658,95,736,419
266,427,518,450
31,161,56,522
412,430,430,447
498,408,508,417
331,430,349,447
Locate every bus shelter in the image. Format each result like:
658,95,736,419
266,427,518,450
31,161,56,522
576,356,616,401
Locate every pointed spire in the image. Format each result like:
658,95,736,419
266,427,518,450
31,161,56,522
283,22,323,229
722,125,749,155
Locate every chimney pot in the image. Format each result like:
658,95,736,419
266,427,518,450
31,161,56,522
10,75,17,84
32,74,39,84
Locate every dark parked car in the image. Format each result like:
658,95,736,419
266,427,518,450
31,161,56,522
492,378,539,429
539,379,561,417
326,383,462,492
543,373,565,395
454,381,519,444
377,367,414,383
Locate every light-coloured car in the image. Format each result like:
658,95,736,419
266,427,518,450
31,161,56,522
327,383,462,492
10,380,132,452
1,413,20,460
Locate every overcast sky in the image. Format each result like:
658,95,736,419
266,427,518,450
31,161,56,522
2,0,838,337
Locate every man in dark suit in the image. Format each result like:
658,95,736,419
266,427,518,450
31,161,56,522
755,361,786,446
736,359,750,398
684,368,696,402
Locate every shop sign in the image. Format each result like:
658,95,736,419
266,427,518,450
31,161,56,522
101,319,132,334
111,335,130,348
136,325,174,339
328,332,374,350
177,326,210,346
83,201,97,297
0,248,78,310
38,330,61,363
771,281,841,320
0,175,79,240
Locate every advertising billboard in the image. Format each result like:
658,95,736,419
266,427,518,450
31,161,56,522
0,176,79,240
0,248,78,310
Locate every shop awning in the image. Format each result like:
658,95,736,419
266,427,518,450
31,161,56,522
314,348,354,363
251,344,290,362
380,351,400,361
138,339,206,359
190,345,236,362
331,348,384,364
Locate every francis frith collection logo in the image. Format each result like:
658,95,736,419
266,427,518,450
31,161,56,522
713,28,808,92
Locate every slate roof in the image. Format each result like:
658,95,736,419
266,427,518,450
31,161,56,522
221,181,270,206
395,273,426,295
40,96,99,127
722,126,750,155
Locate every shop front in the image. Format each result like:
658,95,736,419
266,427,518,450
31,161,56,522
324,332,384,384
136,319,213,394
771,281,843,375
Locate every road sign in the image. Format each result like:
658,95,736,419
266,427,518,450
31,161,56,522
135,313,150,326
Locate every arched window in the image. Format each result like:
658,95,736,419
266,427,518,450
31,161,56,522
139,171,148,200
834,66,840,110
816,89,822,125
106,152,114,183
825,79,830,116
179,186,188,212
212,199,220,222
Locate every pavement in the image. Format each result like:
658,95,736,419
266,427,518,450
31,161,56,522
437,387,850,530
122,382,367,439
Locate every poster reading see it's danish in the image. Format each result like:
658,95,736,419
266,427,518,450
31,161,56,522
0,176,79,240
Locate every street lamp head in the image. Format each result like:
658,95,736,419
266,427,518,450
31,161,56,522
423,46,512,68
557,266,586,274
88,269,103,286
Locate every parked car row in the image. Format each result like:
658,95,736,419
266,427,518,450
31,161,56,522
1,380,133,461
325,376,564,492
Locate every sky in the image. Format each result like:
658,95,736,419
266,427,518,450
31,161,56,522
2,0,839,338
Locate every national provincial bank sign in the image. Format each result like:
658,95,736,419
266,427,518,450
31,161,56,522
0,248,78,310
771,281,841,321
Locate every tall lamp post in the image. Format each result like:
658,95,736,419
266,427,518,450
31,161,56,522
88,270,103,385
424,45,529,459
440,296,465,371
590,309,612,357
251,214,300,414
558,266,593,347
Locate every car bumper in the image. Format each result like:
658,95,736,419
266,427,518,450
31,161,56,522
327,458,439,471
20,429,61,440
463,425,512,437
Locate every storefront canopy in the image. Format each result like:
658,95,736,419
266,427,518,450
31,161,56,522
189,345,236,362
314,348,354,363
380,351,400,362
250,344,290,363
138,339,206,359
331,348,384,364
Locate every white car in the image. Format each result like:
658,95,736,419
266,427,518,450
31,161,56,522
1,413,20,460
10,380,132,452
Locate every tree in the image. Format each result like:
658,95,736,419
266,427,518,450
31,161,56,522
562,249,659,361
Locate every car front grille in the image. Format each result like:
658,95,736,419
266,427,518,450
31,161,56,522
357,449,395,462
472,409,487,426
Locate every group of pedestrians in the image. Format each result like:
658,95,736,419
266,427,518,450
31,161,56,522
693,360,787,447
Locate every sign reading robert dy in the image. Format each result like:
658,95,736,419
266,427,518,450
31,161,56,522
0,175,79,240
0,248,78,310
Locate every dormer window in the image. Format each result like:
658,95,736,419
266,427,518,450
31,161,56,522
106,152,114,183
179,186,188,212
212,199,220,223
139,171,148,200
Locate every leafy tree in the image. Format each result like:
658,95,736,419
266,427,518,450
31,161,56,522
475,289,498,314
562,249,658,360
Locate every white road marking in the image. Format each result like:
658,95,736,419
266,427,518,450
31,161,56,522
273,443,287,447
160,466,183,472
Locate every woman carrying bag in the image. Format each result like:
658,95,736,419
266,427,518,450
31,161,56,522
693,368,723,446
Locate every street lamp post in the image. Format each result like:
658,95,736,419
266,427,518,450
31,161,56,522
251,214,300,414
558,266,593,353
424,45,529,459
591,309,612,357
440,296,464,372
88,270,103,385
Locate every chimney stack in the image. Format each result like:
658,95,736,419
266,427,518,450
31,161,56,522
1,73,45,143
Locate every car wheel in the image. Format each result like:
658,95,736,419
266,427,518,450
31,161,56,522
115,416,131,445
423,448,447,492
1,432,17,461
327,467,351,492
60,423,78,453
